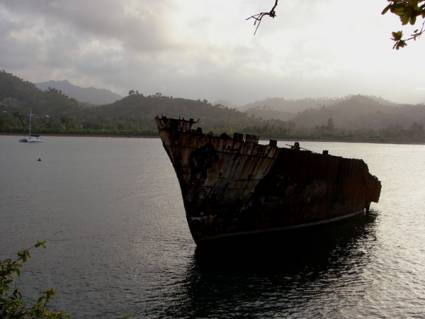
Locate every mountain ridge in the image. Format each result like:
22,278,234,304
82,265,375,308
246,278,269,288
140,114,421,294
36,80,122,105
2,70,425,143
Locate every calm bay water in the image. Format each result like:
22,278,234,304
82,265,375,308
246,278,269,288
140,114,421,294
0,136,425,318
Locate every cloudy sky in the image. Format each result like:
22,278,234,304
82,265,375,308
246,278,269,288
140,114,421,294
1,0,424,104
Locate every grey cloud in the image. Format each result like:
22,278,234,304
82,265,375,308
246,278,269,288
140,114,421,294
0,0,424,105
0,8,41,69
0,0,175,52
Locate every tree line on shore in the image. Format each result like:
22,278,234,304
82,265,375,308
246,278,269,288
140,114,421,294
2,70,425,143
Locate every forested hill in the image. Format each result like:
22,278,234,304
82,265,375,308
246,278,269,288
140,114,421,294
86,92,258,133
2,70,425,143
0,70,82,115
0,70,283,136
0,71,87,132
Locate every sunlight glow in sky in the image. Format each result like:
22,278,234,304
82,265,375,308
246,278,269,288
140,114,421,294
0,0,424,104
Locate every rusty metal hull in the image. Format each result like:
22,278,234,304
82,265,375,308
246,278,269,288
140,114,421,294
156,116,381,245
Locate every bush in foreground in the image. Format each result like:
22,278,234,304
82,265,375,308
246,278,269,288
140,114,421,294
0,241,69,319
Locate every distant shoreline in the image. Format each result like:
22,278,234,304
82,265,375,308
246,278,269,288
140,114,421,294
2,131,425,146
0,132,157,139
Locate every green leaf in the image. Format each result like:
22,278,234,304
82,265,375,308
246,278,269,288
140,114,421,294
382,4,391,15
394,39,407,49
35,240,47,249
400,14,410,24
17,250,31,263
392,31,403,40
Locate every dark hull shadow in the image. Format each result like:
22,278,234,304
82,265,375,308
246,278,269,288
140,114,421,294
157,212,379,318
194,211,378,274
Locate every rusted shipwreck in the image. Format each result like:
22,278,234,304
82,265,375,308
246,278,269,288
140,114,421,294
156,116,381,245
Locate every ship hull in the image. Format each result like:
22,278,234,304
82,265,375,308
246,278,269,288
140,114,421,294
156,117,381,245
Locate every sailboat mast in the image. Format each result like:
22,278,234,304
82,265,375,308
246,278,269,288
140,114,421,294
29,110,32,136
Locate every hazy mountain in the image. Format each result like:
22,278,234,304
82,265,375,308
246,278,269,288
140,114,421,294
291,95,419,130
36,80,122,105
241,97,339,112
213,99,237,108
241,97,340,121
240,95,418,131
243,106,295,122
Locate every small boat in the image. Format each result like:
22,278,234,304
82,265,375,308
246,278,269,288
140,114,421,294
19,134,41,143
19,110,41,143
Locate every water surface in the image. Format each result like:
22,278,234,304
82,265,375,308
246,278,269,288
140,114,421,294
0,136,424,318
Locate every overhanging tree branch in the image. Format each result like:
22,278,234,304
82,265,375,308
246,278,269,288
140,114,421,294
382,0,425,49
246,0,279,35
247,0,425,49
390,19,425,49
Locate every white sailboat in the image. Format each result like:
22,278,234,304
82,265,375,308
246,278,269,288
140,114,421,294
19,110,41,143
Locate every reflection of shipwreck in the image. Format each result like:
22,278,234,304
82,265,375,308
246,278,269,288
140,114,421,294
156,116,381,245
